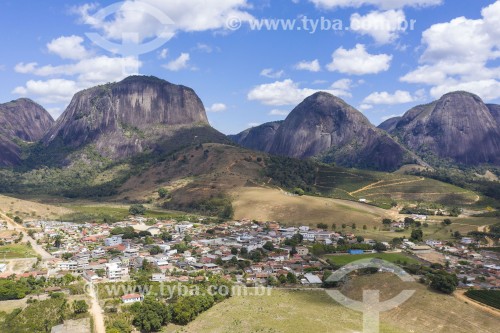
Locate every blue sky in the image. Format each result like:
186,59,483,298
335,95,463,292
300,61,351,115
1,0,499,134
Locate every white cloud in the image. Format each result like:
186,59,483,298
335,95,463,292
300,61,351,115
13,56,141,107
350,10,407,44
327,44,392,75
248,122,261,127
75,0,254,42
12,79,80,104
163,53,190,71
294,59,321,72
260,68,284,79
363,90,414,105
330,78,352,91
14,62,38,74
207,103,227,112
195,43,214,53
158,48,168,59
268,109,289,116
401,1,500,100
47,35,89,60
359,104,373,110
248,79,350,106
309,0,442,10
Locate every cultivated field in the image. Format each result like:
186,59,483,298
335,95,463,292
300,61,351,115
172,273,500,333
0,244,37,259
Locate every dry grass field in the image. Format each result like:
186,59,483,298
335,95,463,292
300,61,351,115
0,194,73,220
170,273,500,333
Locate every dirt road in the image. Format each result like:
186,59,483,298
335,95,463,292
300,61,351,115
88,283,106,333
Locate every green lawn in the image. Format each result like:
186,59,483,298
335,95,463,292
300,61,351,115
0,244,37,259
326,252,419,266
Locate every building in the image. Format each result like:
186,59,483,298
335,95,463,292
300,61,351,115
105,262,128,280
121,293,143,304
0,264,6,273
151,273,166,282
296,247,309,256
104,235,123,247
303,273,322,285
175,222,193,234
410,245,432,254
58,261,78,271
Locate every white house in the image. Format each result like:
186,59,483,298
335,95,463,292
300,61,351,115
121,293,143,304
58,261,78,271
151,273,166,282
105,262,128,280
104,235,123,247
175,222,193,234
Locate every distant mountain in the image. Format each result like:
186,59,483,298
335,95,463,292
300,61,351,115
228,121,282,152
382,91,500,166
42,76,227,163
378,116,402,133
230,92,419,171
0,98,54,166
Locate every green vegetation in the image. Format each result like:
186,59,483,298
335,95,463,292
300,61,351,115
464,290,500,310
0,294,88,333
326,252,418,266
129,204,146,216
0,244,37,259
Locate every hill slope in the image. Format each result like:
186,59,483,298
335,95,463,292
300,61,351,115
0,98,54,166
230,92,420,171
383,91,500,166
42,75,216,162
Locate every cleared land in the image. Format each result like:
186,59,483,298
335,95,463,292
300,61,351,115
315,165,479,208
0,244,37,259
326,252,419,266
231,187,390,227
0,194,73,220
173,273,500,333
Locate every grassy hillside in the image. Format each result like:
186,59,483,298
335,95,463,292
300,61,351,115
231,187,389,226
172,273,500,333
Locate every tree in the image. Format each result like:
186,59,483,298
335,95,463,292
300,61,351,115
129,204,146,216
278,274,287,284
53,235,62,248
158,188,169,199
263,241,274,251
132,297,170,332
240,247,248,256
373,242,387,252
410,229,424,242
293,187,305,196
286,272,297,284
331,223,337,230
351,223,356,230
62,253,73,260
290,246,297,256
267,275,278,287
341,224,347,229
317,223,328,230
230,247,238,255
362,225,367,230
442,219,452,226
149,246,162,255
356,236,365,243
430,271,458,294
160,232,172,242
382,218,392,225
72,300,88,314
404,217,415,227
13,216,23,224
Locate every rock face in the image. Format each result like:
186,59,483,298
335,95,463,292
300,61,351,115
378,116,402,133
487,104,500,125
228,121,282,152
0,98,54,166
43,76,212,160
231,92,417,171
384,91,500,166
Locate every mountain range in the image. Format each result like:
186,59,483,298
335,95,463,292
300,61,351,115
1,76,499,173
